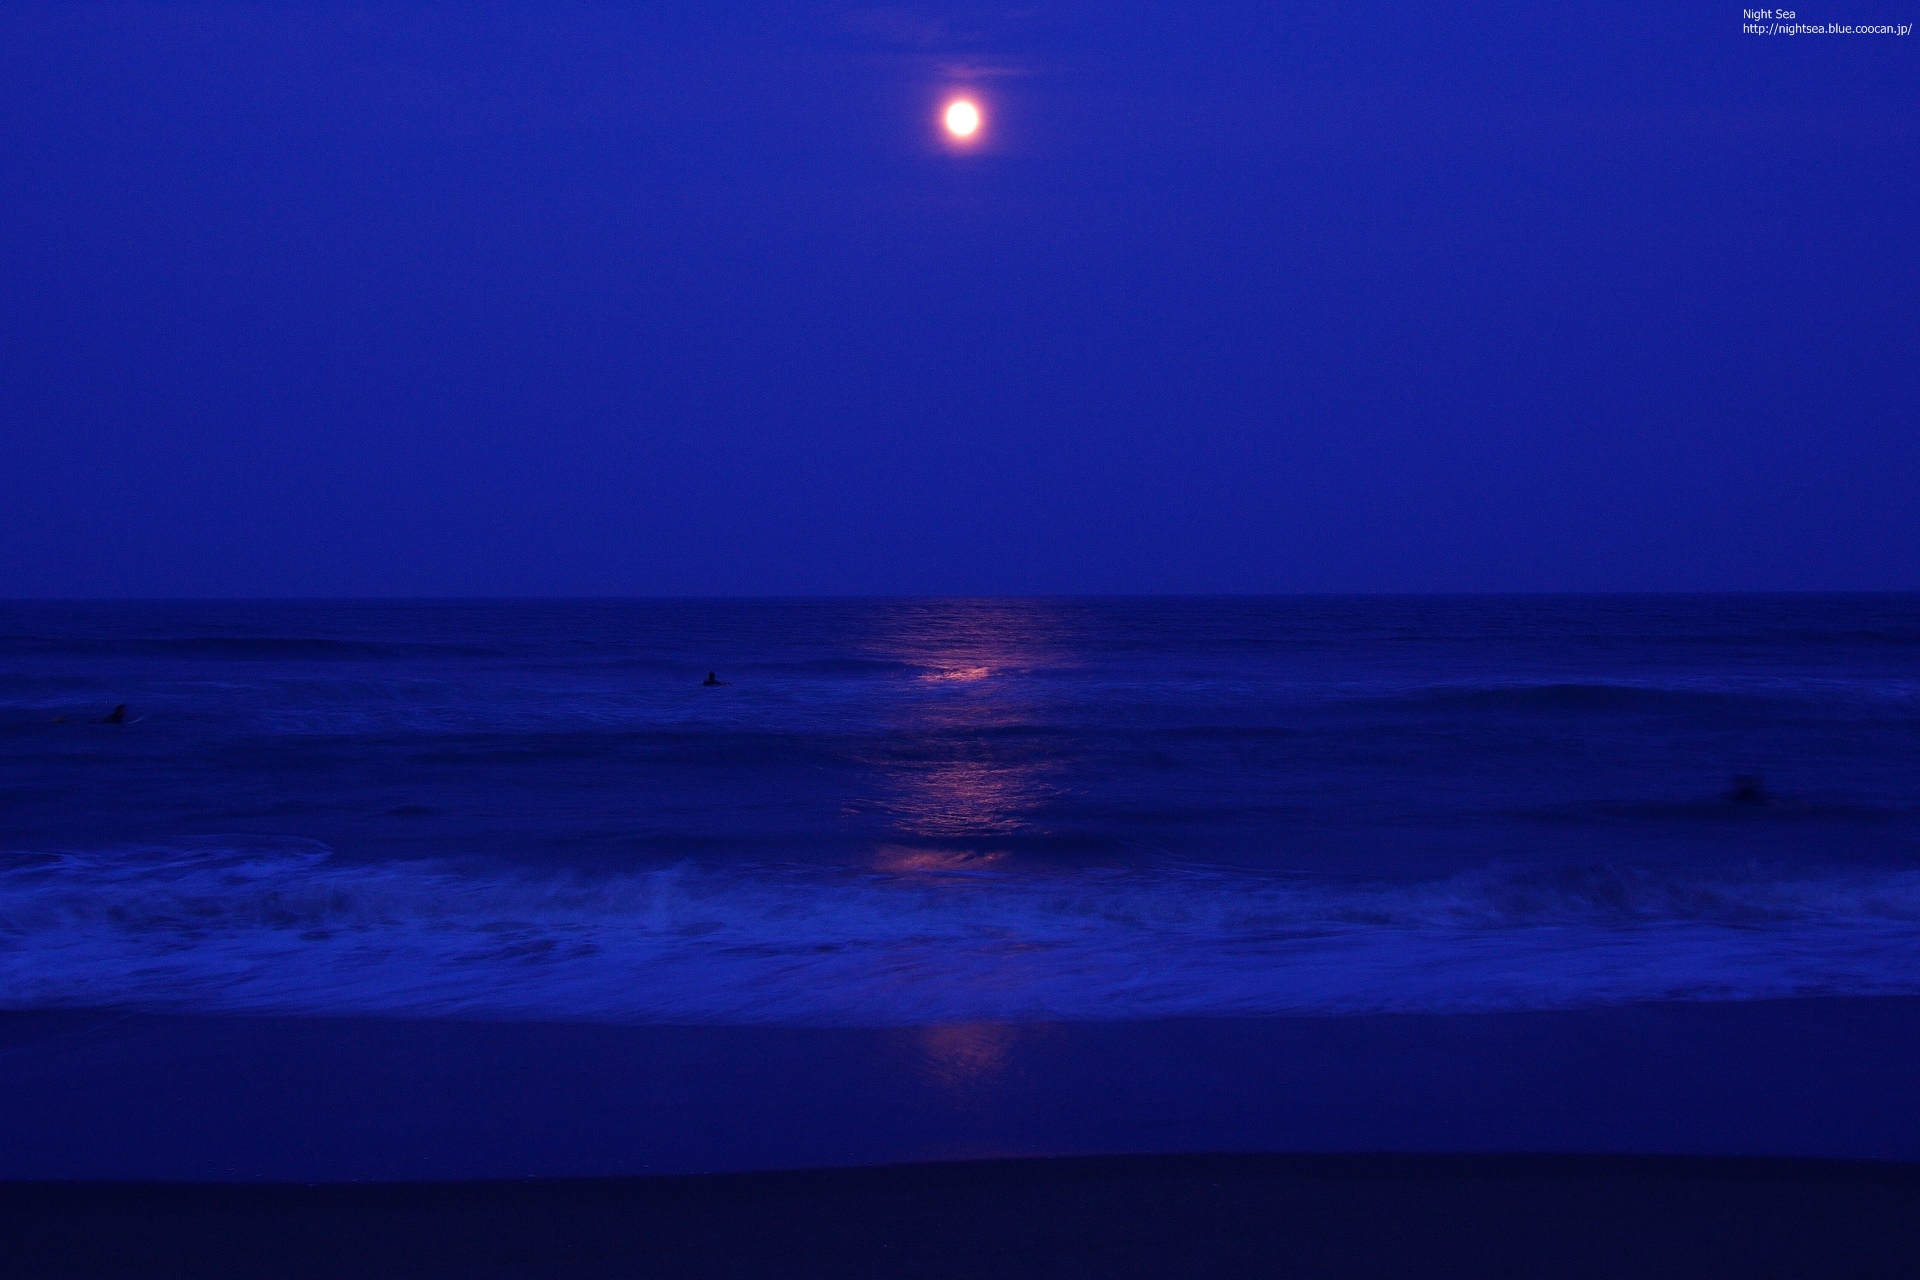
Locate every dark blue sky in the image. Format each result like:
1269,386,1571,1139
2,3,1915,595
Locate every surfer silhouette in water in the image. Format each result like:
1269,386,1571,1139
702,672,729,687
99,704,128,724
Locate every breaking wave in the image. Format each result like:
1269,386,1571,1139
5,840,1920,1026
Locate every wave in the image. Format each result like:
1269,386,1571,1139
5,841,1920,1026
0,635,500,661
1386,682,1780,714
741,657,922,676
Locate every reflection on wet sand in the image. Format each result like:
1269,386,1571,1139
914,1021,1020,1089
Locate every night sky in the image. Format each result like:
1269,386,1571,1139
2,3,1914,596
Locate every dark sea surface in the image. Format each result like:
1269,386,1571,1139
3,596,1917,1027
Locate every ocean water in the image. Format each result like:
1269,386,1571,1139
2,596,1916,1027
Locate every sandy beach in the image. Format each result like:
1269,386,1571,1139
9,1151,1920,1278
11,997,1919,1273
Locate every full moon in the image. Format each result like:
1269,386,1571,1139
944,100,981,139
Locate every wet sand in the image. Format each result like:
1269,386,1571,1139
4,997,1920,1181
4,998,1920,1274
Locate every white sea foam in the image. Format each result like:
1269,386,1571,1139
4,840,1920,1026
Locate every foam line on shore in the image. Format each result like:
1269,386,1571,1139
7,840,1920,1025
